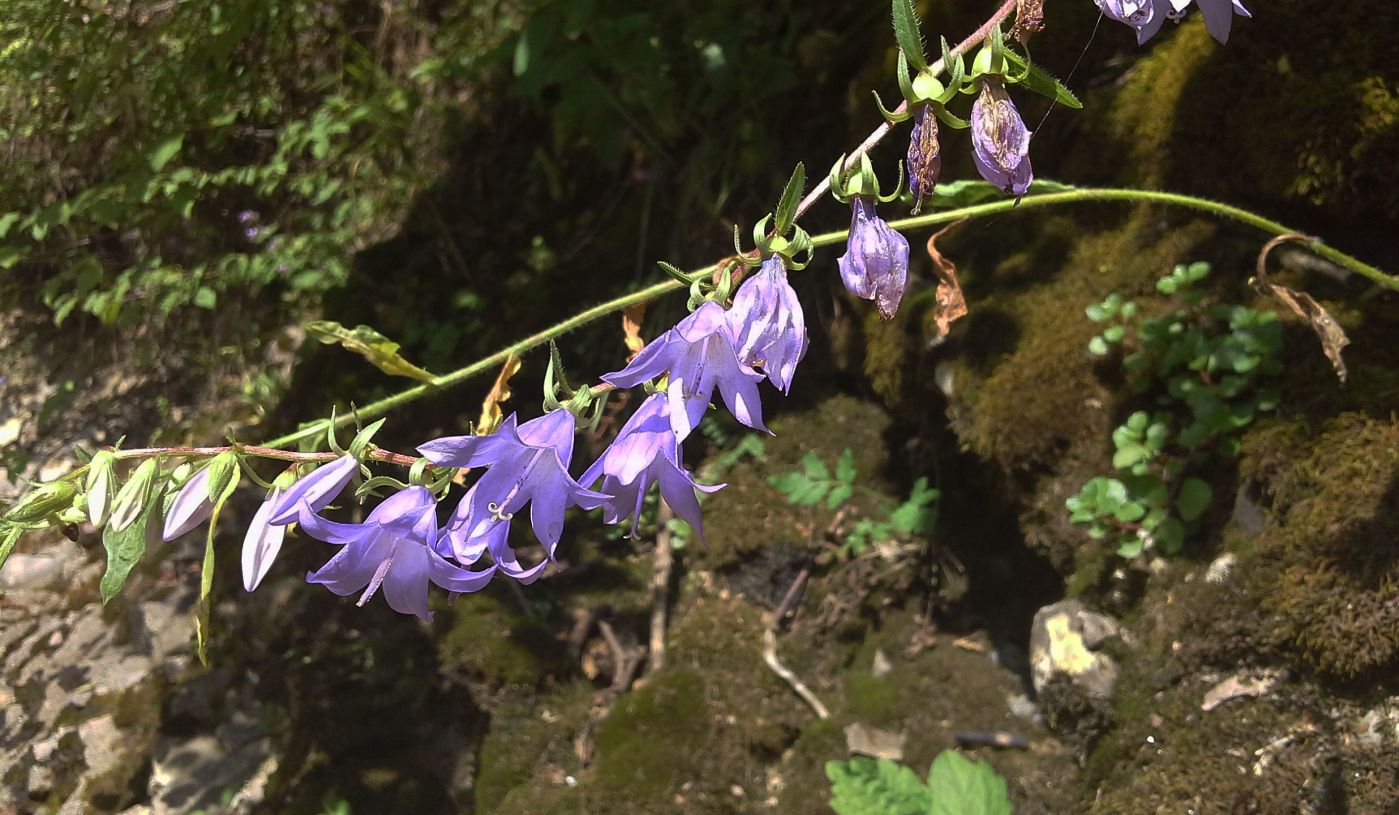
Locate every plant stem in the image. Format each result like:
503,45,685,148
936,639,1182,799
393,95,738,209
266,186,1394,449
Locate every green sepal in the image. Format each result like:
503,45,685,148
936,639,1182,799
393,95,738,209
237,456,279,490
109,457,160,533
1002,49,1082,109
751,214,774,251
357,475,409,499
871,89,910,124
658,260,693,284
348,417,387,460
891,0,929,71
933,104,971,129
896,50,917,104
325,407,346,455
828,154,853,204
408,458,432,487
940,36,965,93
100,480,165,604
772,162,805,236
543,340,574,410
204,451,240,504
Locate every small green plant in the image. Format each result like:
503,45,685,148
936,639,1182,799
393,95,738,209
825,750,1012,815
769,449,938,557
1069,261,1282,558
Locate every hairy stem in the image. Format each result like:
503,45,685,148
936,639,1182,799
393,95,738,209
265,185,1392,449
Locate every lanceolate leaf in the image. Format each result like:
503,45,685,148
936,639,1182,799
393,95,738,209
304,321,437,383
1003,50,1082,109
891,0,929,72
773,162,806,235
196,467,242,664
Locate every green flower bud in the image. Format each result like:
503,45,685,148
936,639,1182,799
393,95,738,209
85,450,117,527
109,458,159,533
5,480,78,524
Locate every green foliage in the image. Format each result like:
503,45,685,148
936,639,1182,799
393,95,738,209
1069,262,1282,558
305,321,437,383
768,449,939,557
825,752,1012,815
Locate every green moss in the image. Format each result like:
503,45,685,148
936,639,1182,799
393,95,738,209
435,591,572,688
474,681,595,810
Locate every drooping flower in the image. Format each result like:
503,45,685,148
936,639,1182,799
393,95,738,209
268,454,359,525
1097,0,1249,45
580,393,723,539
603,302,767,441
418,408,609,560
1193,0,1250,44
906,104,942,214
298,485,495,620
838,197,910,320
436,484,550,584
727,255,808,393
242,487,287,592
971,78,1033,196
163,466,216,541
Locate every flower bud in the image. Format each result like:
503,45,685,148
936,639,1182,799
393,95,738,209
109,458,159,533
241,486,287,592
85,450,117,527
5,480,78,524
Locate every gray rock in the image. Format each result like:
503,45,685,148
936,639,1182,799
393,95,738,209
1029,600,1121,699
0,553,65,590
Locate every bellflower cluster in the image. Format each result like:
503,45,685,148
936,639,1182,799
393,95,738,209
1096,0,1250,44
970,78,1033,196
603,301,767,441
727,255,808,393
838,197,910,320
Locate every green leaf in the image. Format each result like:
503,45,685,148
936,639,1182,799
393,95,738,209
1116,537,1144,558
835,448,858,484
927,750,1012,815
1103,325,1126,343
930,178,1075,209
1088,336,1109,356
773,162,805,235
1177,477,1212,522
1153,517,1186,554
1002,50,1081,109
100,485,163,603
1156,277,1179,295
891,0,929,71
304,321,437,383
193,286,217,309
196,466,240,664
147,134,185,172
826,482,854,509
801,451,829,481
1112,442,1149,470
826,756,930,815
0,525,22,573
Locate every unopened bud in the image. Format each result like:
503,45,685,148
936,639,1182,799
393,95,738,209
5,481,78,524
109,458,159,533
85,450,117,527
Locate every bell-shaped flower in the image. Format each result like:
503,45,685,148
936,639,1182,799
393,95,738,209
297,485,495,620
1193,0,1249,43
418,408,609,557
163,466,216,541
436,484,551,584
838,197,910,320
269,454,359,525
727,255,808,393
603,302,767,441
971,78,1033,197
242,487,287,592
906,104,942,213
580,393,723,540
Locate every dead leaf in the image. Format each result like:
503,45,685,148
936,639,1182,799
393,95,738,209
477,355,522,436
304,321,436,383
622,302,648,360
1201,669,1287,712
926,221,968,337
1252,235,1350,383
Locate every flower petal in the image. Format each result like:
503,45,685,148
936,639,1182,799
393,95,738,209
242,488,286,592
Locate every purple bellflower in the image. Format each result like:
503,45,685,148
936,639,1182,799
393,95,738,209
1193,0,1250,44
838,197,910,321
1097,0,1248,44
580,393,722,540
971,78,1034,197
419,408,609,567
603,301,767,441
269,453,359,525
906,104,942,214
298,485,494,621
436,483,551,584
163,466,216,541
242,487,287,592
727,255,808,393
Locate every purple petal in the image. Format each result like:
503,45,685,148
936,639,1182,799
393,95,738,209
270,454,358,524
379,543,434,621
163,466,216,541
417,415,522,468
242,488,287,592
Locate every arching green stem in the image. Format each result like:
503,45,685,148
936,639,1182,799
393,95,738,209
266,186,1394,449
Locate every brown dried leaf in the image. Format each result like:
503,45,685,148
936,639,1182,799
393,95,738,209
1253,235,1350,383
477,354,522,436
622,302,648,360
926,222,968,337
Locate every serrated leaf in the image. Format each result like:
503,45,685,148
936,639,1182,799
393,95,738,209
801,451,829,481
835,448,858,484
1177,477,1212,522
1001,50,1080,109
148,134,185,172
827,756,930,815
891,0,928,71
826,482,854,510
773,162,805,235
305,320,436,383
927,750,1012,815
